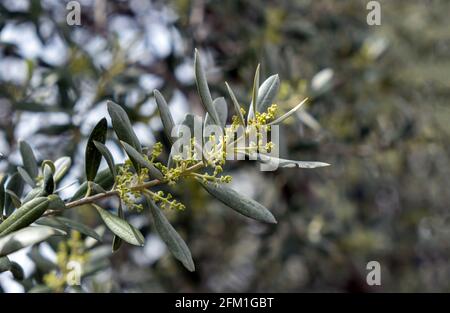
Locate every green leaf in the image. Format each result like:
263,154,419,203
107,100,141,153
5,190,21,208
90,182,106,194
248,74,280,121
85,118,108,181
93,141,117,178
40,160,55,177
225,82,245,126
43,164,54,195
19,140,39,179
70,167,118,201
0,226,66,257
194,49,220,125
22,187,46,204
4,173,24,216
121,141,163,180
205,97,227,129
147,198,195,272
248,63,260,121
268,98,307,125
0,256,11,273
0,197,50,236
93,204,144,246
34,216,67,230
251,153,330,168
53,157,72,183
0,175,7,215
54,216,102,242
0,257,23,280
27,245,57,273
112,201,124,253
199,180,277,224
154,89,175,144
17,166,35,187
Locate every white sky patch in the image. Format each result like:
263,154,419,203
139,98,157,116
0,57,27,84
134,122,155,147
0,23,43,59
2,0,29,11
0,273,25,293
4,248,35,277
145,23,172,58
131,234,166,266
139,73,162,91
175,61,195,85
14,112,71,139
39,242,57,263
40,34,68,66
169,90,189,124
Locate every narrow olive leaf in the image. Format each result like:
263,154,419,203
54,216,102,242
34,216,67,230
194,49,220,125
5,190,21,208
255,74,280,113
0,256,11,273
199,180,277,224
70,167,118,201
85,118,108,181
19,140,39,179
0,226,66,257
205,97,228,129
93,141,117,178
147,198,195,272
4,173,24,216
0,197,50,236
251,153,330,168
112,201,124,253
0,175,7,214
213,97,228,127
154,89,175,144
54,180,78,193
42,164,54,195
40,160,56,175
0,257,23,280
27,245,58,273
268,98,308,125
93,204,144,246
107,100,141,152
248,63,260,121
91,182,106,194
121,141,163,180
247,74,280,121
22,187,46,204
17,167,35,187
53,156,71,183
225,82,245,125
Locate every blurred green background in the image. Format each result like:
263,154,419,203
0,0,449,292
